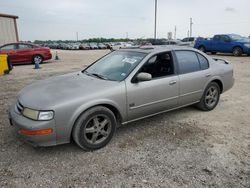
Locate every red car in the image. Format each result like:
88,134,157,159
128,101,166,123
0,42,52,65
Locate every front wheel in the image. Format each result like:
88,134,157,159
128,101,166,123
233,47,243,56
196,82,220,111
72,106,117,151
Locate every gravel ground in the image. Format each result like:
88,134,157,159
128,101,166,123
0,50,249,188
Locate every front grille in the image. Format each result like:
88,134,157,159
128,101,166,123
16,101,24,114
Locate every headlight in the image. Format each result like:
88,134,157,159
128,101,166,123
38,111,54,121
244,44,250,48
22,108,39,120
22,108,54,121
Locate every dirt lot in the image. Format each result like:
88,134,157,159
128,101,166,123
0,50,249,188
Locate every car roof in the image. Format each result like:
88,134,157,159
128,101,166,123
0,42,38,47
119,45,197,54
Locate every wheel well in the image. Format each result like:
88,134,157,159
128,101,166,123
73,104,122,128
233,46,243,51
32,54,43,60
32,54,43,61
100,104,122,125
70,104,123,140
212,79,223,93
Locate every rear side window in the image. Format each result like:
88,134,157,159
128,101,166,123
189,37,195,41
0,44,16,50
197,53,209,70
182,38,188,42
175,51,200,74
18,44,33,49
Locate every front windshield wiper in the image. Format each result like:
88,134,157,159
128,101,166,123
91,73,108,80
83,71,108,80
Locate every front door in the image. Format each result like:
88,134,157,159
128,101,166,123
126,52,179,121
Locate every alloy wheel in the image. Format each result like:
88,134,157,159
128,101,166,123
205,86,219,108
34,56,42,64
83,115,112,145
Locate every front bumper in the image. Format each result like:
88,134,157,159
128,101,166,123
43,53,52,61
8,104,57,147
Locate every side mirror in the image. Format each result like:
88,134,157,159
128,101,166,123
136,72,152,82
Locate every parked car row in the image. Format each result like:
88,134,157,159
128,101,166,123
41,42,135,51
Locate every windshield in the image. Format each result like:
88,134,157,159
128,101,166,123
83,51,147,81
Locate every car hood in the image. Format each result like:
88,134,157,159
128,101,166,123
18,72,120,110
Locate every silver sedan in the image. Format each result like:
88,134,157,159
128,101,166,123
8,46,234,150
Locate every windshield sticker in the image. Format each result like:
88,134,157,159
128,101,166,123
122,57,138,64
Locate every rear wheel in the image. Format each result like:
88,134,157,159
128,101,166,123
198,46,206,53
196,82,220,111
72,106,117,151
232,47,243,56
32,55,43,64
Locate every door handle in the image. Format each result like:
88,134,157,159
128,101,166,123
169,80,177,85
205,74,211,77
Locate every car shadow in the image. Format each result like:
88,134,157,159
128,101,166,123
209,53,249,57
12,61,53,66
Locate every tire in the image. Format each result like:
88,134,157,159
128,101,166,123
232,47,243,57
72,106,117,151
198,46,206,53
32,55,43,64
196,82,220,111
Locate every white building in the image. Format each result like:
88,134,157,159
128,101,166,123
0,13,19,46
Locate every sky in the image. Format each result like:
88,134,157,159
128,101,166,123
0,0,250,41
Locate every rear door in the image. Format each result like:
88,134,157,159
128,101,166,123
16,44,34,62
0,44,18,63
174,50,211,106
211,35,221,52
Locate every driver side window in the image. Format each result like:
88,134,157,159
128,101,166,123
139,52,174,79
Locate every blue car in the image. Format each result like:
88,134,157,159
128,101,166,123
194,34,250,56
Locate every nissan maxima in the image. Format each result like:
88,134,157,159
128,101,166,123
8,46,234,150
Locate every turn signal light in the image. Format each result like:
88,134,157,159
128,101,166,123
19,128,53,135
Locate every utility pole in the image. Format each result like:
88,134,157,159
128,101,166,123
174,26,177,39
190,18,193,37
188,30,190,38
154,0,157,39
76,32,78,41
126,32,128,39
